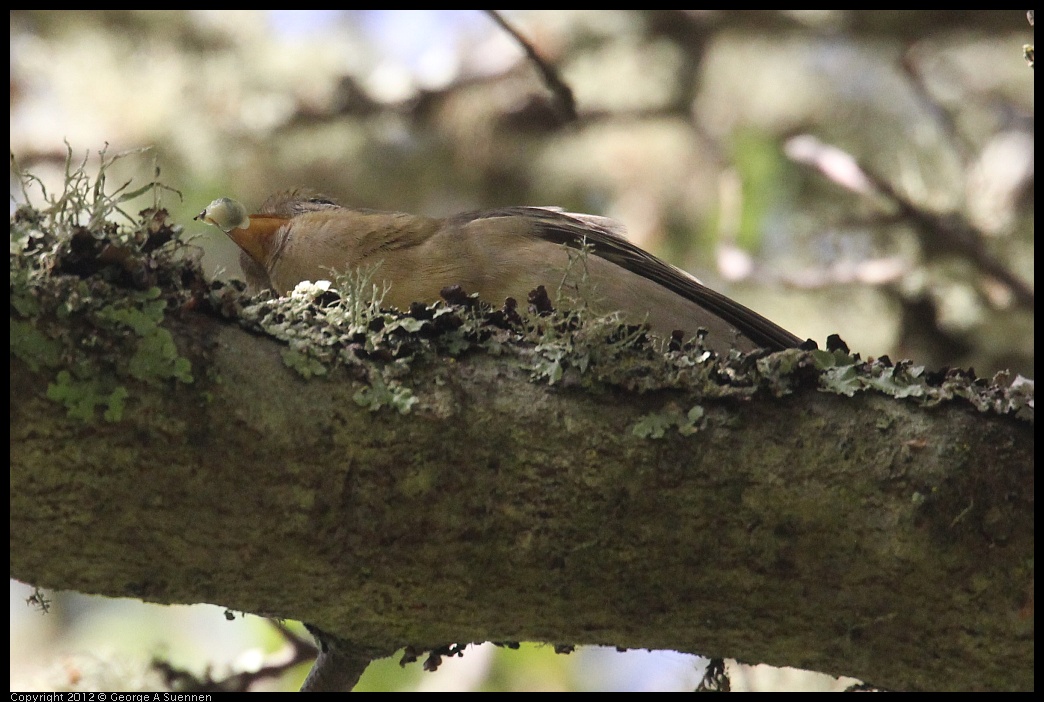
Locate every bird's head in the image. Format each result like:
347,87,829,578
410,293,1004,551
195,197,249,233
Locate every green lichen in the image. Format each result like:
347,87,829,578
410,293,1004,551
281,348,329,378
97,287,194,384
353,375,418,415
796,344,1032,419
228,267,1031,428
46,371,129,422
10,144,195,422
633,403,705,439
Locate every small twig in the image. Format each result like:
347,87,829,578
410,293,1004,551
485,10,578,124
151,619,318,692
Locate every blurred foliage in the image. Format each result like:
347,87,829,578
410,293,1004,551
10,10,1033,692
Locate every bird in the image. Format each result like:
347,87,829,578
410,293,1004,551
196,190,803,354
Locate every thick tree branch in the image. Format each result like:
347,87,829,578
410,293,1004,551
9,277,1033,690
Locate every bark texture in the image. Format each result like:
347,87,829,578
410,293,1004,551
10,307,1034,691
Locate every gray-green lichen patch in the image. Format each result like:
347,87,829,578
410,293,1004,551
215,269,1033,433
352,374,418,415
45,371,129,422
11,145,198,422
633,403,705,439
800,343,1033,419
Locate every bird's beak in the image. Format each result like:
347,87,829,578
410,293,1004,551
195,198,249,233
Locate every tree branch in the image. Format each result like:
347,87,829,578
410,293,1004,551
484,10,577,124
9,272,1033,690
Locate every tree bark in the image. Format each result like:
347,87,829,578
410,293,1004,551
9,296,1033,691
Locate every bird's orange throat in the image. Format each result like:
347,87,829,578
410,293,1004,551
225,215,288,267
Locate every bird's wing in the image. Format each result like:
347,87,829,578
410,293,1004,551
457,207,803,351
